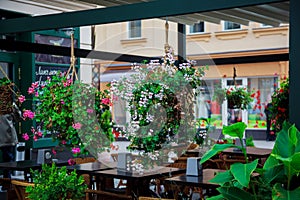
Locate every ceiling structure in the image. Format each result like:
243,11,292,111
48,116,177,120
1,0,289,27
0,0,289,34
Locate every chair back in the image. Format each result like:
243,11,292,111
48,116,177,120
11,180,34,200
139,197,174,200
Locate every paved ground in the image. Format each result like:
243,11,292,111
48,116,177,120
253,140,275,149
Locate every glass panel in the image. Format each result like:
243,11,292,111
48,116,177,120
196,79,223,128
189,22,205,33
0,62,8,78
128,20,141,38
224,21,241,30
35,34,77,64
247,77,278,129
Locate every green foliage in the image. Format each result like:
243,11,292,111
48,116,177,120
200,122,247,165
26,163,87,200
204,121,300,200
0,77,11,86
222,122,247,139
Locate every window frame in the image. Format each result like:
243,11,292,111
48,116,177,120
128,20,142,39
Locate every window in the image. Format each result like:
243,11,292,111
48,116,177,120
196,79,223,128
247,77,278,129
128,20,141,38
224,21,241,30
189,22,205,33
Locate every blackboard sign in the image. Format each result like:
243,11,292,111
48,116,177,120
35,65,77,86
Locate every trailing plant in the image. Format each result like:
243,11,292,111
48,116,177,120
111,46,207,153
21,72,114,156
200,121,300,200
26,162,87,200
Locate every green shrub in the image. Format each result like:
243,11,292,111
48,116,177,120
26,162,87,200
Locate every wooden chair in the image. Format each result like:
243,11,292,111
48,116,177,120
74,157,97,188
85,188,131,200
138,196,174,200
11,180,34,200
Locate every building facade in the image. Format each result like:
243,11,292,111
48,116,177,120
93,19,289,135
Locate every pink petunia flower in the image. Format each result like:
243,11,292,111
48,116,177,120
31,82,39,89
87,108,94,113
52,148,57,156
101,98,110,105
72,147,81,154
33,135,38,141
23,110,35,119
22,133,30,141
27,87,34,94
72,122,82,130
60,99,65,104
18,95,26,103
68,158,75,166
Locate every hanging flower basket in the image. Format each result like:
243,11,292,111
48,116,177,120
226,86,253,110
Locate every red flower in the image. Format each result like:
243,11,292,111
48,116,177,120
261,122,266,126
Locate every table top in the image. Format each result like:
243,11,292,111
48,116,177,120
164,168,223,188
223,147,272,157
66,161,114,173
92,166,185,180
0,159,68,171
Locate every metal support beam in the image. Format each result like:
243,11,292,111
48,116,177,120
0,39,154,63
177,23,186,63
0,0,288,34
289,0,300,128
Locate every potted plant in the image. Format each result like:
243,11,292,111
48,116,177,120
21,72,114,156
200,121,300,200
26,162,87,200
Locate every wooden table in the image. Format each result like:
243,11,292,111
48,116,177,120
222,147,272,164
91,166,185,198
223,147,272,158
0,160,68,181
66,161,115,189
163,169,223,199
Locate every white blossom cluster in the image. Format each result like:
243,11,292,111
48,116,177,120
127,159,144,174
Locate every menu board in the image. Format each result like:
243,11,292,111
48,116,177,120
35,64,77,85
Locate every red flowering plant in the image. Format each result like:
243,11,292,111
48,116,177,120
21,72,114,156
269,78,289,132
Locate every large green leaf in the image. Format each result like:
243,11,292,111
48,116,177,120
273,152,300,176
263,163,285,184
222,122,247,139
207,194,226,200
216,186,255,200
230,159,258,187
272,183,300,200
209,170,234,185
200,144,236,164
272,124,297,158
